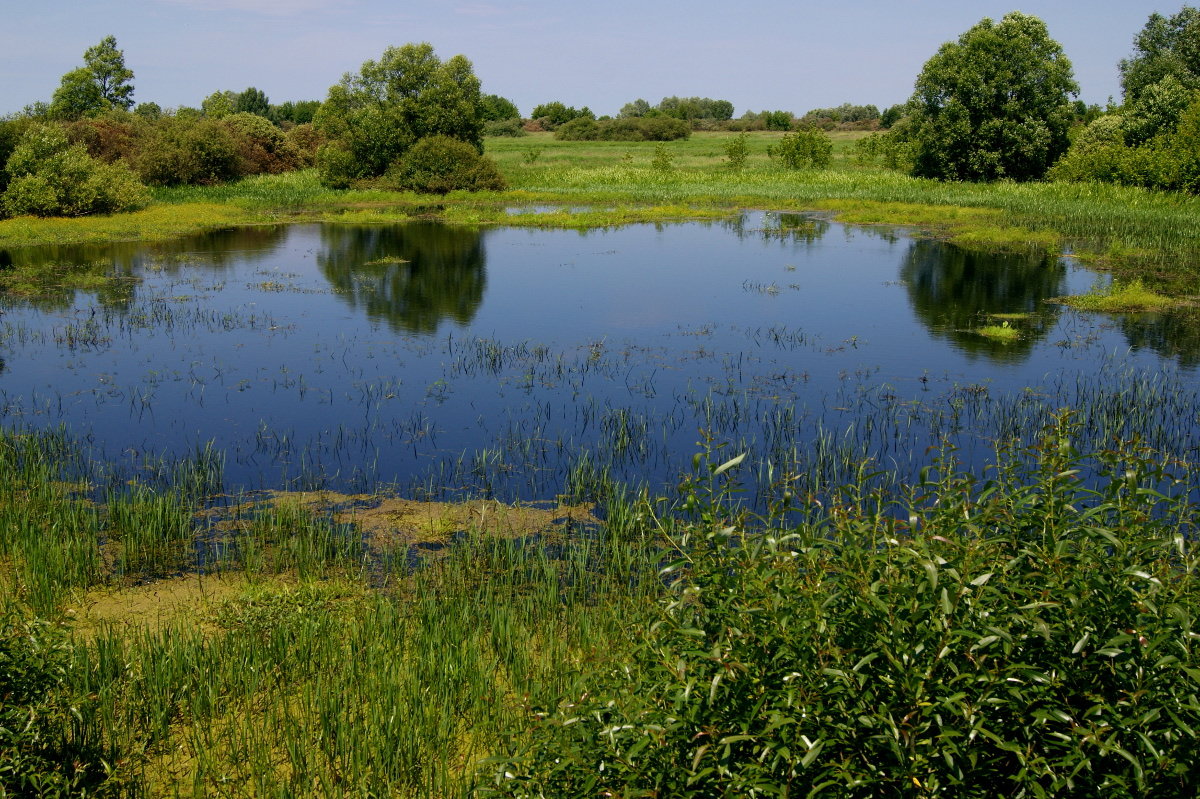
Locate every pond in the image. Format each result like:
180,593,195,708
1,211,1198,507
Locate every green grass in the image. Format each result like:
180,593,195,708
5,414,1200,796
1059,278,1180,312
4,130,1200,298
976,322,1023,342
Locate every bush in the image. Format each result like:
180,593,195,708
484,419,1200,797
554,116,691,142
313,43,485,187
482,118,527,137
553,117,599,140
1,124,148,218
530,101,593,129
723,132,749,169
62,115,136,164
283,123,323,167
1,612,120,795
854,126,915,171
1050,96,1200,193
223,111,300,174
771,128,833,169
385,134,506,194
130,116,242,186
0,116,35,194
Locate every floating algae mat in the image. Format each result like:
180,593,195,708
1,212,1198,507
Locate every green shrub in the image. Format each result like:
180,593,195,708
1,612,121,795
479,94,520,122
723,132,749,169
315,142,358,189
385,134,506,194
223,111,300,174
854,126,915,171
130,116,243,186
484,419,1200,797
1051,96,1200,193
482,118,527,137
283,123,323,167
553,117,600,141
530,101,593,128
554,116,691,142
313,44,485,187
650,142,674,171
0,116,35,194
771,128,833,169
1,124,148,217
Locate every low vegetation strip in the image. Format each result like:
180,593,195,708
6,149,1200,298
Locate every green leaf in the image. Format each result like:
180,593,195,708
713,452,746,476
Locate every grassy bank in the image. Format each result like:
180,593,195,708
3,131,1199,299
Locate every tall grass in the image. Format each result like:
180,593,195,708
3,389,1200,796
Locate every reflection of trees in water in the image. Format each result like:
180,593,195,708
0,226,289,313
901,239,1065,363
318,223,486,334
1115,310,1200,370
723,212,831,246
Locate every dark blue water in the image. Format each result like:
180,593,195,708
1,212,1197,503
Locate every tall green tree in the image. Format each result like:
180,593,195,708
313,43,483,187
48,68,106,119
84,35,135,110
1120,6,1200,103
235,87,271,117
907,12,1077,182
49,36,135,118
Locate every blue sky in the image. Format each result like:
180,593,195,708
0,1,1181,117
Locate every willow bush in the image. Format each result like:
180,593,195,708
484,415,1200,797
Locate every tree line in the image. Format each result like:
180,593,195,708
4,5,1200,220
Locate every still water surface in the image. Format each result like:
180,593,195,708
1,212,1196,503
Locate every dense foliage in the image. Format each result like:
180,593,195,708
1051,7,1200,194
530,101,594,128
1050,93,1200,193
313,43,484,188
737,109,794,131
485,421,1200,797
48,36,134,120
385,134,505,194
1,613,119,795
1,123,148,217
770,128,833,169
908,12,1078,182
618,96,735,122
480,94,520,122
1120,6,1200,104
798,103,881,130
554,116,691,142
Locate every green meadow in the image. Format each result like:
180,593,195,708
4,131,1200,300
